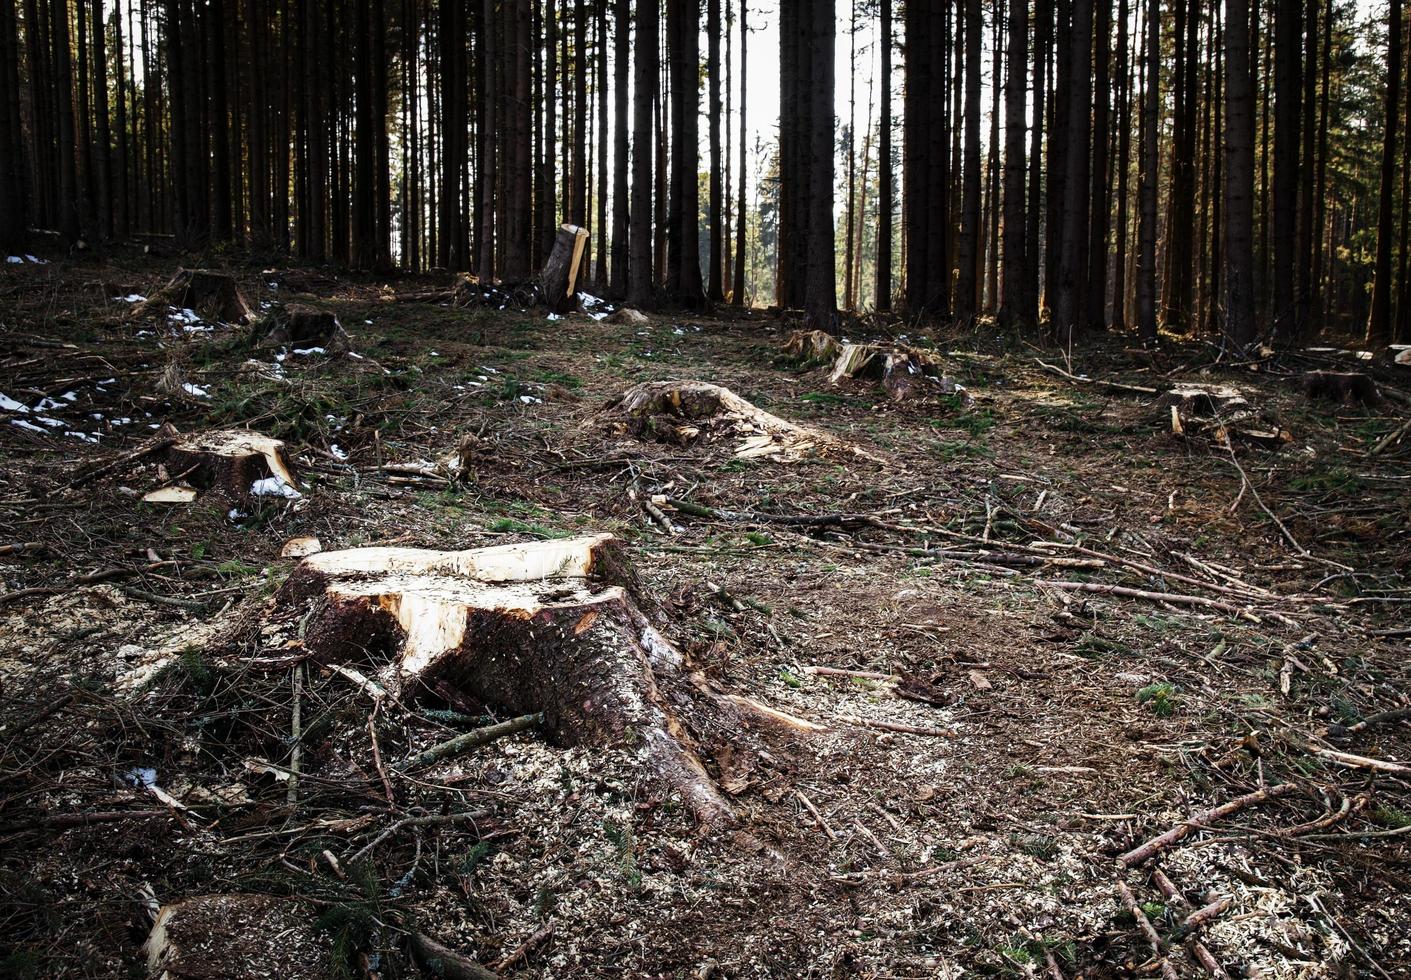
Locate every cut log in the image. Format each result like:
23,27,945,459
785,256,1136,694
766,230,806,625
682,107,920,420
142,268,253,324
161,430,301,499
265,534,756,824
601,380,862,461
251,304,350,351
144,894,330,979
540,224,591,314
782,329,842,364
1302,371,1381,406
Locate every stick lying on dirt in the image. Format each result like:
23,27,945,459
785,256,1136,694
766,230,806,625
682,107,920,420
396,713,544,772
1118,783,1297,867
1035,358,1160,396
1116,880,1179,980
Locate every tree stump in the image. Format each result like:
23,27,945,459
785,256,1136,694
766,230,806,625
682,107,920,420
781,329,842,365
158,429,301,499
144,894,330,979
251,304,350,350
606,307,650,326
1155,384,1251,430
540,224,591,314
268,534,756,824
827,342,968,403
143,268,254,324
1302,371,1380,406
602,380,854,461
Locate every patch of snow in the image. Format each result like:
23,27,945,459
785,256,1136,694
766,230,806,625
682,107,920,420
97,378,116,386
25,255,47,264
547,313,562,321
228,508,246,522
123,767,158,788
0,393,30,413
10,418,45,433
181,382,210,398
347,351,365,360
291,346,326,356
330,444,348,460
116,293,147,303
5,256,22,264
65,431,100,443
36,416,65,427
580,293,604,308
518,395,542,405
250,476,301,499
588,312,608,321
35,398,64,411
61,391,77,402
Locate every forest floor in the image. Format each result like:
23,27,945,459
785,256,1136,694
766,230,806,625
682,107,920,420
1,253,1409,980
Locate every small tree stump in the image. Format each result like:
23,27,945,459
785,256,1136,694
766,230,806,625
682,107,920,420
160,430,301,499
606,307,650,326
144,894,330,979
782,329,841,364
602,380,853,461
1303,371,1380,406
827,342,967,403
269,534,750,824
143,268,253,324
251,304,349,350
540,224,591,314
1155,385,1250,425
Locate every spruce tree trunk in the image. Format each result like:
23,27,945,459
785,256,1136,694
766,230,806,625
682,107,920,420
665,0,704,305
803,0,836,330
0,0,22,246
955,0,982,321
999,0,1028,325
54,0,80,241
1053,0,1091,343
1272,0,1302,342
1224,0,1257,349
732,0,748,305
1296,0,1317,332
1112,0,1131,331
875,0,892,310
628,0,658,308
1027,0,1050,319
91,0,112,240
1085,0,1111,330
1366,0,1401,346
610,0,630,294
707,0,724,302
1310,0,1332,333
1136,0,1159,341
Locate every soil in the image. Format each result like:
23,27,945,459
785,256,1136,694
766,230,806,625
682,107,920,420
1,254,1409,979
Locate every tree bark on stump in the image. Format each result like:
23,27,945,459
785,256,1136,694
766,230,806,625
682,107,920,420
142,268,254,324
157,429,301,499
251,304,350,349
541,223,591,313
269,534,751,825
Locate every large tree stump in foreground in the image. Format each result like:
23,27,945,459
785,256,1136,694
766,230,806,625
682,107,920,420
540,224,591,314
272,534,751,824
153,429,301,499
145,894,329,979
142,268,254,324
602,380,862,461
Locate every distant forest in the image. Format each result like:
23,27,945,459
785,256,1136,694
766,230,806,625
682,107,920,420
0,0,1407,348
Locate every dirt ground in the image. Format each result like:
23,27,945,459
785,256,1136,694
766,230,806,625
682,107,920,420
1,253,1409,979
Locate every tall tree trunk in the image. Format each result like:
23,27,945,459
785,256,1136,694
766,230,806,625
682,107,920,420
955,0,982,320
903,0,950,315
875,0,892,310
54,0,80,240
1272,0,1302,342
1026,0,1049,319
0,0,23,246
540,0,558,265
1396,2,1411,342
999,0,1028,325
1136,0,1159,341
803,0,836,329
732,0,748,305
1366,0,1401,346
1224,0,1257,349
665,0,703,304
706,0,724,301
1112,0,1131,331
595,0,609,283
628,0,658,307
1162,0,1196,331
91,0,112,240
505,0,533,279
1053,0,1091,343
1310,0,1332,332
1086,0,1111,330
611,0,630,293
1296,0,1317,333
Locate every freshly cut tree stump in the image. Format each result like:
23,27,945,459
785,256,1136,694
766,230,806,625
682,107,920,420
1156,384,1251,432
251,304,349,350
602,380,855,461
160,429,301,499
144,894,330,979
541,223,591,314
271,534,752,824
1302,371,1380,406
143,268,253,324
827,342,968,403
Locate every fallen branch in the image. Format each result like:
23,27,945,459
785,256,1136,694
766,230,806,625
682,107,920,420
1118,783,1297,867
1116,880,1179,980
409,930,499,980
1035,359,1159,396
346,809,494,867
492,924,554,972
395,713,544,772
840,716,955,737
1039,580,1261,620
